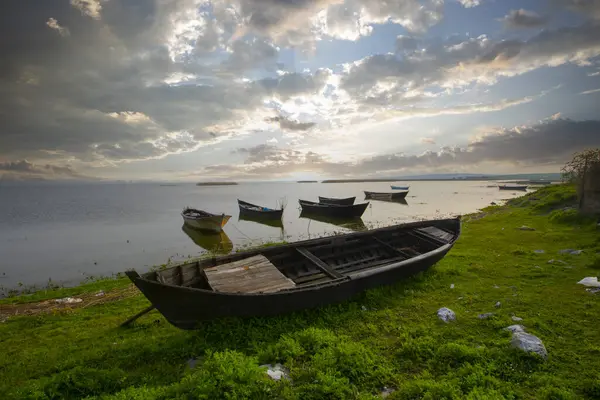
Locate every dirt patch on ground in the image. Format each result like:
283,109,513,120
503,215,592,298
0,284,139,321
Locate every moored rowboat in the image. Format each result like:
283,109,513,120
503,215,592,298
181,208,231,232
318,196,356,206
238,199,284,219
125,217,461,329
364,191,408,200
390,185,409,190
299,199,369,218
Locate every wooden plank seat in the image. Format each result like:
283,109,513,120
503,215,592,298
204,255,296,293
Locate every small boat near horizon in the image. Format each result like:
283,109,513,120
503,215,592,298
181,208,231,233
498,185,528,191
125,217,461,329
391,185,410,190
318,196,356,206
299,199,369,218
364,191,409,201
238,199,284,220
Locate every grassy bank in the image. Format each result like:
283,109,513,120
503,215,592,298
1,184,599,399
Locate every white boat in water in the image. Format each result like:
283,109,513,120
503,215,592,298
181,208,231,232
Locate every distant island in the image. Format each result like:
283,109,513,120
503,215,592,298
297,180,318,183
196,182,238,186
322,179,398,183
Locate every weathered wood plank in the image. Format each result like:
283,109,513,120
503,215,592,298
205,254,295,293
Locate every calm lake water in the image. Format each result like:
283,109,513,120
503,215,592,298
0,181,530,291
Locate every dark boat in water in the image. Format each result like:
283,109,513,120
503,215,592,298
299,211,368,232
238,199,284,219
125,217,461,329
299,199,369,218
364,191,409,200
318,196,356,206
181,224,233,254
498,185,528,191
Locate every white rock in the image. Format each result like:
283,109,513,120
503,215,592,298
261,363,290,381
55,297,83,304
495,301,501,308
381,387,395,398
518,226,535,231
361,305,367,311
512,316,523,322
559,249,583,255
450,284,455,289
505,324,526,333
95,291,105,297
548,259,567,265
437,307,456,323
511,332,548,358
478,313,494,319
533,250,545,254
577,277,600,287
493,285,500,289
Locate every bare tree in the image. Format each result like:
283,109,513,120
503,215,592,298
561,148,600,184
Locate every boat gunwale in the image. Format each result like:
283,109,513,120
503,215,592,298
132,217,461,297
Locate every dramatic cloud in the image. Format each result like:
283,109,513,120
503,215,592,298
501,9,547,29
457,0,481,8
70,0,102,20
0,160,91,181
266,116,316,131
46,18,70,36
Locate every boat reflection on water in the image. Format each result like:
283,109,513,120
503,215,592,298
238,213,284,229
181,224,233,254
363,196,409,205
299,211,368,232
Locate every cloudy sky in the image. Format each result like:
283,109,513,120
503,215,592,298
1,0,600,181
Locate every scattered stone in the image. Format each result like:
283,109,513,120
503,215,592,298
505,324,526,333
518,226,535,231
586,287,600,294
261,363,290,381
450,284,455,289
55,297,83,304
511,332,548,358
478,313,494,319
577,277,600,287
548,259,567,265
437,307,456,323
559,249,583,255
493,285,500,289
95,291,105,297
490,202,497,206
458,297,463,300
534,265,542,269
512,316,523,322
533,249,545,254
361,306,367,311
381,387,395,398
495,301,501,308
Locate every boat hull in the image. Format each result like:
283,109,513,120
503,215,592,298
299,200,369,218
238,200,284,219
390,186,409,190
318,196,356,206
182,214,231,232
128,246,451,329
498,185,528,191
126,218,460,329
364,191,408,200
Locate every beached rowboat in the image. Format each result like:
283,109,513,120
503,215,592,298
124,217,461,329
181,208,231,232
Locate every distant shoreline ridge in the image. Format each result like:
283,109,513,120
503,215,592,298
196,182,238,186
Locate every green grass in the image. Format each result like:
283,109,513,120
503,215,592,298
1,184,599,399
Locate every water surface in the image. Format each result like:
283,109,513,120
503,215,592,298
0,181,528,290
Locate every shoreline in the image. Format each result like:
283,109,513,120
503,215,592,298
2,184,600,399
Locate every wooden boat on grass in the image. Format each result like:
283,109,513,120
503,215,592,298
299,211,367,232
364,191,408,200
391,185,409,190
498,185,528,191
182,224,233,254
125,217,461,329
299,199,369,218
318,196,355,206
181,208,231,232
238,199,284,220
